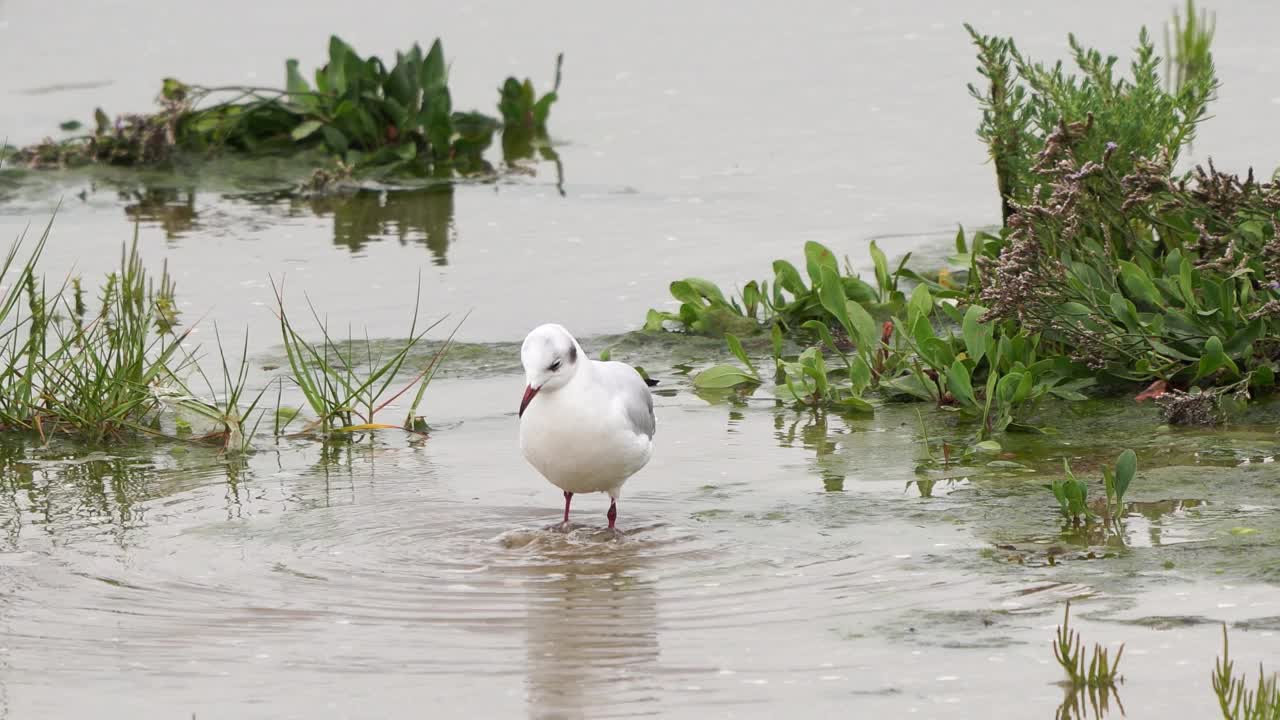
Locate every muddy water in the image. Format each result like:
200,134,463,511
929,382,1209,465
3,0,1280,718
1,354,1278,718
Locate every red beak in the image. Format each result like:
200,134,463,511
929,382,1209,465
519,385,539,417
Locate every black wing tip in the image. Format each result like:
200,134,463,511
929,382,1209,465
644,377,659,387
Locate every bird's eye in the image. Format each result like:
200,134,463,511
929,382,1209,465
549,360,562,372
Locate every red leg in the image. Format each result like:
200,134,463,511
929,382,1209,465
606,499,617,529
562,491,573,525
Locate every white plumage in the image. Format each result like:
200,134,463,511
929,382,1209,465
517,324,655,529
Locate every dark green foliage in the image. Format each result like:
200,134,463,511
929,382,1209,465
499,53,562,132
650,233,1093,440
973,135,1280,409
649,3,1276,430
12,36,562,181
1049,449,1136,531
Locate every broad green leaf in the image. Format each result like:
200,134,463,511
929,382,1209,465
907,284,933,334
805,241,839,285
772,260,807,296
1195,335,1239,380
842,277,878,304
919,337,955,372
290,120,324,142
285,59,316,111
320,125,349,153
954,225,967,254
1049,480,1071,516
962,304,990,366
946,360,977,409
849,355,872,394
1113,449,1136,504
693,365,760,389
1251,365,1276,388
683,278,728,305
801,320,842,357
883,373,934,402
770,322,784,360
845,300,879,355
725,333,759,379
1121,258,1162,307
644,309,670,331
1065,478,1090,516
836,395,875,414
996,372,1024,404
1178,257,1198,310
669,280,705,307
818,265,857,340
422,39,447,90
799,348,829,395
741,281,760,316
1013,370,1034,404
869,240,891,297
1223,319,1263,357
982,362,999,422
1108,292,1141,334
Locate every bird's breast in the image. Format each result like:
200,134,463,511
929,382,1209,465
519,390,652,491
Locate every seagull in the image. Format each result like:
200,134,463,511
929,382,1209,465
518,323,655,531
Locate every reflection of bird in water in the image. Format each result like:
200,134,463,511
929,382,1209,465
518,324,655,531
521,549,661,719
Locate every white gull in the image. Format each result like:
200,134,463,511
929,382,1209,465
517,323,655,530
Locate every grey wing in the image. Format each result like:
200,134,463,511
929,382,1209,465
600,361,656,439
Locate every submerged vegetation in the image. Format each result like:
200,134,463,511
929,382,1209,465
650,3,1278,441
4,36,562,185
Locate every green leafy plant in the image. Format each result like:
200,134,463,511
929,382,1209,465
1049,449,1138,532
692,332,762,390
1049,463,1095,527
499,53,562,133
1102,449,1137,527
1213,624,1280,719
671,236,1091,433
13,36,563,181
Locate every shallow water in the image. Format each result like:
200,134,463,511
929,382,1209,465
3,1,1280,718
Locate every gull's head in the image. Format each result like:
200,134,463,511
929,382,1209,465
519,323,582,417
